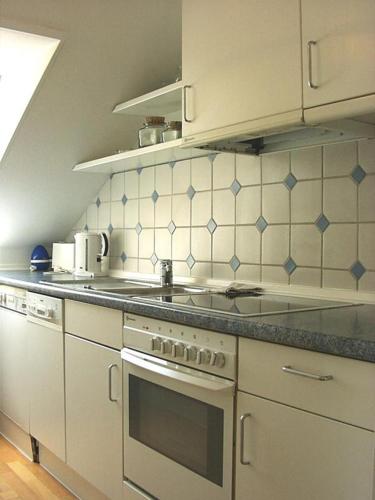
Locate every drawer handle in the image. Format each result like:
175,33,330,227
282,365,333,381
240,413,252,466
307,40,318,89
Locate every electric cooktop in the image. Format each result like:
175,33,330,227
135,292,357,317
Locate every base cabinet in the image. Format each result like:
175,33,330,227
236,391,375,500
65,333,122,500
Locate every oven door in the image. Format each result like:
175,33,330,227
122,348,234,500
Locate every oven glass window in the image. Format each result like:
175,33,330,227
129,375,224,486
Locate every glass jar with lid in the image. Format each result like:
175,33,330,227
162,121,182,143
138,116,166,148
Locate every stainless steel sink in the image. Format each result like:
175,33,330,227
98,285,207,296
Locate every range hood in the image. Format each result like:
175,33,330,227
181,109,375,156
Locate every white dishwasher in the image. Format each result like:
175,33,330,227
26,292,65,462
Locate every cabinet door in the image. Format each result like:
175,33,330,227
0,308,29,432
28,321,65,461
182,0,302,138
302,0,375,108
65,334,122,500
236,391,374,500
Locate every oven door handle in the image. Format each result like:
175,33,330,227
122,348,235,393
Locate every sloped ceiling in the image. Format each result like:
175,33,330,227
0,0,181,249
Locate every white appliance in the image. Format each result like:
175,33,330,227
52,243,75,273
121,313,236,500
74,232,109,277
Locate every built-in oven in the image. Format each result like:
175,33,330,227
122,313,236,500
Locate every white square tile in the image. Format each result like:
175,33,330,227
323,270,356,290
173,261,190,278
236,186,261,224
323,224,357,268
138,259,154,274
359,223,375,269
213,189,235,225
109,229,123,257
172,194,191,227
98,202,110,230
123,258,138,272
86,204,98,230
191,156,212,191
139,229,154,259
262,183,290,223
236,226,260,263
109,257,123,271
291,179,322,223
359,175,375,222
323,178,357,222
262,225,289,265
235,264,261,283
111,173,125,201
111,201,124,229
261,266,288,284
359,271,375,292
290,268,321,287
213,153,235,189
323,141,357,177
359,139,375,173
291,225,321,267
236,154,261,186
191,262,212,279
192,191,211,226
124,229,138,258
98,179,111,202
213,226,235,262
155,229,171,259
124,199,138,228
172,228,190,261
191,227,211,261
139,167,155,198
173,160,190,194
291,146,322,179
124,171,139,199
212,263,234,281
155,196,172,227
155,163,172,195
262,151,290,183
139,198,155,228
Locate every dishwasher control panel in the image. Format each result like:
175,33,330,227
26,292,63,328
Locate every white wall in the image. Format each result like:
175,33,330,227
0,0,181,267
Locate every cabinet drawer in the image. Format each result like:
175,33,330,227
65,300,122,349
239,338,375,430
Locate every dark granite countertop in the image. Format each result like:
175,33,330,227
1,270,375,363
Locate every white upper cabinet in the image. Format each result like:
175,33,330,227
301,0,375,108
182,0,302,140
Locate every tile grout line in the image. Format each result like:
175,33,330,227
320,146,324,288
288,151,292,286
356,141,360,292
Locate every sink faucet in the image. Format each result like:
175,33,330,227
160,259,173,286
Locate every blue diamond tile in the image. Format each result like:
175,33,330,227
350,261,366,280
230,179,241,196
256,216,268,233
208,153,218,163
207,218,217,234
136,166,143,175
150,253,158,266
120,252,127,263
284,257,297,275
168,221,176,234
151,190,159,203
283,173,298,191
122,194,128,205
351,165,366,184
186,254,195,269
84,224,89,231
169,161,176,169
107,223,113,234
186,185,196,200
135,223,142,235
96,197,101,208
315,214,330,233
230,255,240,272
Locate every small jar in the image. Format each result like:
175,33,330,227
162,121,182,143
138,116,166,148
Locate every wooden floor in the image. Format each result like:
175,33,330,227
0,436,76,499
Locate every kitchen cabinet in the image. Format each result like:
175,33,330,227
65,333,122,500
236,391,374,500
0,307,29,432
182,0,302,141
301,0,375,108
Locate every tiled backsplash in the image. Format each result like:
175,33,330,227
68,139,375,293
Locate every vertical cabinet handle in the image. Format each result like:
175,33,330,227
183,85,193,123
240,413,252,465
108,363,119,402
307,40,318,89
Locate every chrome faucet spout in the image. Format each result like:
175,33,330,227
160,259,173,287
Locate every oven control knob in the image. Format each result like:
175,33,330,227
151,336,162,351
210,352,225,368
160,339,173,354
196,349,211,365
171,342,184,358
183,345,197,362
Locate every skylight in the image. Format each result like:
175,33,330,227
0,27,60,162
